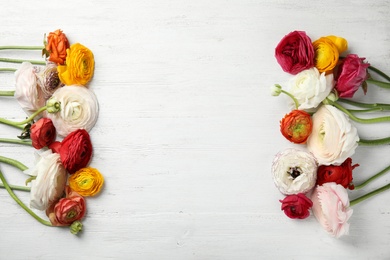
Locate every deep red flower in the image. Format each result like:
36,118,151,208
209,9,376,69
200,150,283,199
316,158,359,189
280,193,313,219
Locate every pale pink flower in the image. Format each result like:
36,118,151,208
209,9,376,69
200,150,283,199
311,182,353,238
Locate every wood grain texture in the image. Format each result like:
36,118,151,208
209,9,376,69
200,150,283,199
1,0,390,259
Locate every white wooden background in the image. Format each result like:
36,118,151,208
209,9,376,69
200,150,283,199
1,1,390,259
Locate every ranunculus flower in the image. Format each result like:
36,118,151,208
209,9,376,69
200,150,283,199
317,158,359,189
272,148,318,195
280,193,313,219
36,62,64,100
57,43,94,86
280,109,312,144
50,129,93,174
334,54,370,98
307,105,359,166
275,31,315,75
288,68,334,110
14,62,46,116
69,167,104,196
46,186,86,226
30,118,56,149
25,150,67,210
44,29,70,65
311,182,353,238
313,37,340,73
46,85,99,136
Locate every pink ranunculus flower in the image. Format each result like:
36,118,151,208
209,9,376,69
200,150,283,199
335,54,370,98
275,31,315,75
25,150,67,210
14,62,46,116
307,105,359,166
311,182,353,238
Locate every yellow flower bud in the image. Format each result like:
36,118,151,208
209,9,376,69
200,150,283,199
313,37,339,73
69,167,104,196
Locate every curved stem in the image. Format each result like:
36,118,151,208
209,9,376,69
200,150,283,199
281,90,299,109
0,46,43,51
338,98,390,110
350,183,390,207
332,101,390,124
0,57,45,65
358,137,390,146
0,183,31,192
347,108,383,113
368,66,390,82
0,90,15,96
0,68,17,72
366,78,390,89
0,105,47,127
354,164,390,190
0,169,52,226
0,138,32,146
0,155,29,171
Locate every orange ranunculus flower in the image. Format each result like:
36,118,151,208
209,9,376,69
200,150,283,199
57,43,95,86
280,109,312,144
313,37,339,73
45,29,70,65
68,167,104,196
325,35,348,54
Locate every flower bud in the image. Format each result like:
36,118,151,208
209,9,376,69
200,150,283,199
271,84,282,96
46,98,61,113
70,221,83,235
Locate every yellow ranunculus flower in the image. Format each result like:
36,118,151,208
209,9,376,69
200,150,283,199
325,35,348,54
69,167,104,196
313,37,339,73
57,43,95,86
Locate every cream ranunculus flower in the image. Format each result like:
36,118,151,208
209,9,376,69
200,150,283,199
25,149,67,211
288,67,334,110
46,85,99,136
14,62,46,115
271,148,318,195
307,105,359,166
311,182,353,238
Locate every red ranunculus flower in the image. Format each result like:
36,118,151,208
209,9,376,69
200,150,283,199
30,118,56,149
50,129,93,174
335,54,370,98
316,158,359,189
275,31,315,75
46,186,86,226
280,193,313,219
280,109,313,144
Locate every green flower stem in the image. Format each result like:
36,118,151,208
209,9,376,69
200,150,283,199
0,155,29,171
358,137,390,146
0,57,45,65
281,90,299,109
0,138,32,146
0,105,47,127
0,169,52,226
0,90,15,96
338,98,390,110
0,68,17,72
366,78,390,89
350,183,390,207
331,101,390,124
0,46,43,51
347,108,383,113
354,164,390,190
0,182,31,192
368,66,390,82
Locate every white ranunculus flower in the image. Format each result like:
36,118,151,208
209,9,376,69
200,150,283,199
288,67,334,110
46,85,99,136
14,62,46,115
271,148,318,195
307,105,359,166
26,150,67,211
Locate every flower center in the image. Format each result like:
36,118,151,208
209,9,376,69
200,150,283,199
287,166,302,179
